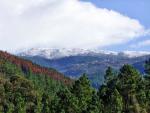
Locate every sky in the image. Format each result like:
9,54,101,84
83,0,150,51
0,0,149,52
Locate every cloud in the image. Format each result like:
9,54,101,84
0,0,149,52
130,39,150,48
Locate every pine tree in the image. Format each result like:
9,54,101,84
111,88,123,113
145,58,150,75
56,87,78,113
41,93,50,113
71,74,94,112
117,64,141,112
87,91,102,113
14,92,26,113
104,67,114,84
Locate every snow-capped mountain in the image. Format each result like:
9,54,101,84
18,48,150,59
18,48,150,88
18,48,117,59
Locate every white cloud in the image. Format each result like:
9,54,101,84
130,39,150,48
0,0,149,52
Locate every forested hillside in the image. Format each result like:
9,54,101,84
0,51,71,113
0,50,150,113
0,51,72,84
22,54,150,88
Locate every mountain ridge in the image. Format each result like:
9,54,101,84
17,48,150,88
18,48,150,59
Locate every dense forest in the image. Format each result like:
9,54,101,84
0,50,150,113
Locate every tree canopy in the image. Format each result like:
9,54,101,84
0,51,150,113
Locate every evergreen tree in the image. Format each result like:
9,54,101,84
87,91,102,113
55,87,78,113
110,88,123,113
117,64,141,112
14,92,26,113
104,66,114,85
41,93,50,113
71,74,94,112
145,58,150,75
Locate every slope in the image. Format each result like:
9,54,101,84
0,51,72,85
21,54,150,88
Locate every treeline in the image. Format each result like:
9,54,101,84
50,61,150,113
0,51,150,113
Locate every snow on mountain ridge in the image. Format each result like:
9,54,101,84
18,48,150,59
19,48,94,59
121,51,150,58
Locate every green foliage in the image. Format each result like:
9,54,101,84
71,74,97,112
110,88,123,113
55,87,78,113
53,74,102,113
117,64,141,95
0,55,65,113
104,66,114,84
145,58,150,75
0,75,40,113
0,59,23,77
1,52,150,113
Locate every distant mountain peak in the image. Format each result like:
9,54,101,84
18,48,150,59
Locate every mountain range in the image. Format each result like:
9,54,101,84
18,48,150,88
19,48,150,59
